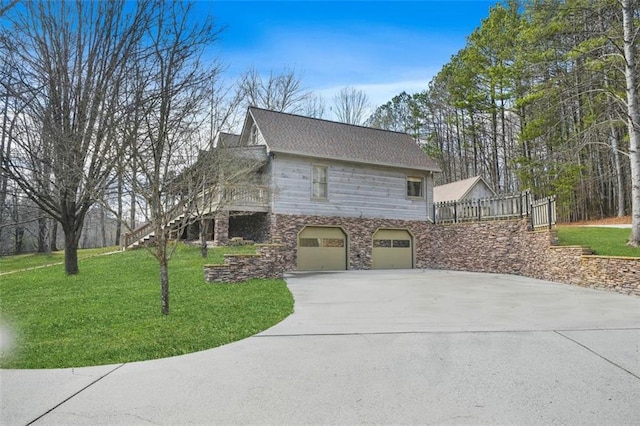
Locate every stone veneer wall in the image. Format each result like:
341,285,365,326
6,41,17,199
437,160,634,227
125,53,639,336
213,211,229,246
269,213,433,270
426,220,553,275
271,214,639,296
575,256,640,294
204,243,284,284
426,220,639,295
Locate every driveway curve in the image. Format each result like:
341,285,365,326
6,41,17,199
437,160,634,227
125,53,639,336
2,270,639,425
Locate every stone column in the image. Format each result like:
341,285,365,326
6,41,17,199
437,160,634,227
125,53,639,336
213,211,229,246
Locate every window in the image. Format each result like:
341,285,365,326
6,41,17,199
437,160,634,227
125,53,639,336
407,176,424,198
392,239,411,248
312,165,328,199
299,238,320,247
373,239,410,248
249,123,259,145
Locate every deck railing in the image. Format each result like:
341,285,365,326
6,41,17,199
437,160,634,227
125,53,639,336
221,185,268,205
434,190,556,229
121,185,268,249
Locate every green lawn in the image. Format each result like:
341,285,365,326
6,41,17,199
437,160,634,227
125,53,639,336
0,244,293,369
556,226,640,257
0,246,119,273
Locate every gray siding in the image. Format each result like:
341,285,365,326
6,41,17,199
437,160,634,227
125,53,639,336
271,154,432,221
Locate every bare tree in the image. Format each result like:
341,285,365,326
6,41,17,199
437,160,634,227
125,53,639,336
237,67,311,113
125,1,219,315
301,94,327,119
207,73,247,148
333,86,370,125
0,0,18,18
619,0,640,246
0,1,148,273
0,58,16,248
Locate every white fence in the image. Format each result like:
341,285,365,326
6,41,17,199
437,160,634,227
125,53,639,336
434,191,556,229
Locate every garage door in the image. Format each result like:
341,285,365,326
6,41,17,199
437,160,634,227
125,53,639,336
372,229,413,269
297,226,347,271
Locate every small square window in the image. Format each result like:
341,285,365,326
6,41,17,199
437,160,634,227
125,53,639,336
407,176,423,198
312,165,328,199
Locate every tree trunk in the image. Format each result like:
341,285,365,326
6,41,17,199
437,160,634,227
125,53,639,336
130,169,137,230
63,228,79,275
609,124,626,217
37,215,48,253
0,92,12,241
14,224,24,254
159,249,170,316
200,218,208,258
100,205,107,247
49,219,58,252
621,0,640,246
115,172,123,246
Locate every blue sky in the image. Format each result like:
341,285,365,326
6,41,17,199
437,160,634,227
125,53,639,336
201,0,496,111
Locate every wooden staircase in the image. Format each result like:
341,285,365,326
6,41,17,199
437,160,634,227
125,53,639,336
122,208,187,250
121,185,269,250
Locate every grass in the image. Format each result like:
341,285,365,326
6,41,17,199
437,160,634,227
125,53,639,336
0,246,119,273
556,226,640,257
0,244,293,369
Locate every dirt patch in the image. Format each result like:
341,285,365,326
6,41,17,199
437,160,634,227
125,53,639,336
560,216,632,226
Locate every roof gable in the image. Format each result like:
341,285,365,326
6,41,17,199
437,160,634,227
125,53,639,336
245,107,440,172
433,176,496,202
216,132,241,147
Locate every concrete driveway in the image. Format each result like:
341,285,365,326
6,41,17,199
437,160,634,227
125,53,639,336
2,270,639,425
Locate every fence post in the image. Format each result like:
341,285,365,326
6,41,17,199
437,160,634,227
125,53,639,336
454,201,458,223
433,203,437,223
478,200,482,221
530,203,535,229
547,197,553,230
519,192,523,218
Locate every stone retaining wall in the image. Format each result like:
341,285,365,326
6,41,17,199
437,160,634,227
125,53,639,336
425,220,639,296
577,255,640,294
205,213,638,296
204,244,284,284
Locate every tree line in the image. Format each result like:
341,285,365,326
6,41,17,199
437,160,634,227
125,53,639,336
0,0,381,314
0,1,375,262
367,0,639,246
1,0,638,289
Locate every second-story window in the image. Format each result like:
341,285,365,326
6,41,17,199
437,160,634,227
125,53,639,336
407,176,424,198
312,165,328,200
249,123,259,145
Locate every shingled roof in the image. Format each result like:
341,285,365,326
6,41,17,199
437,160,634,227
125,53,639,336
216,132,241,148
247,107,440,172
433,176,496,202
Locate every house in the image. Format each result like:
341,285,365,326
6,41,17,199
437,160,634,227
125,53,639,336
433,176,496,203
128,107,441,271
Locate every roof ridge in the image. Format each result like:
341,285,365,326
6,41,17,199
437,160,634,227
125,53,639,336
248,106,414,137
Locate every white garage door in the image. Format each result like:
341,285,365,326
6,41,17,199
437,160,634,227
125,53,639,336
372,229,413,269
297,226,347,271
